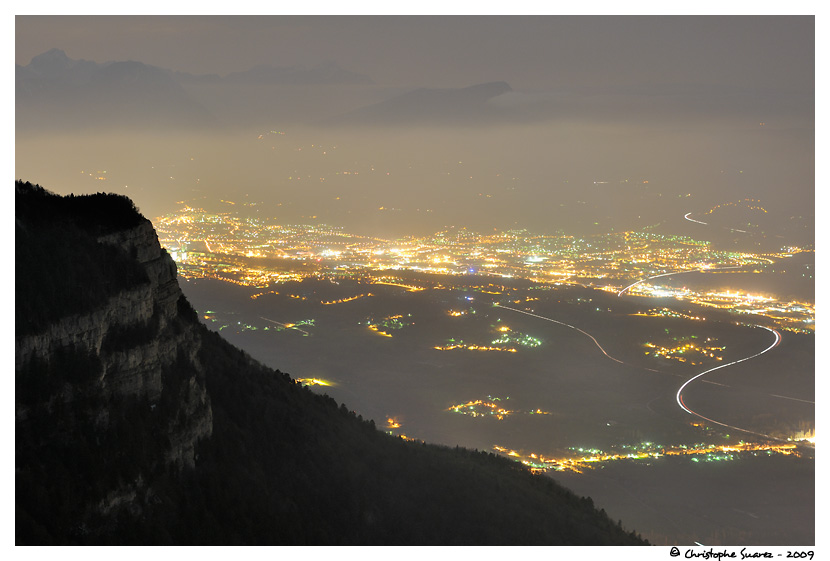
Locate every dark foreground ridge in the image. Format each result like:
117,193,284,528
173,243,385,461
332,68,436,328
15,181,647,545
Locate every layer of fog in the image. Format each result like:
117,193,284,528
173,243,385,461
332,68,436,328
16,121,814,245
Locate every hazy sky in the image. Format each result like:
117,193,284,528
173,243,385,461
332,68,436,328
14,12,817,240
16,15,814,92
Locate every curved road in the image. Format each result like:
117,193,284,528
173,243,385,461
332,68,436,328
500,299,807,442
494,304,659,372
504,208,811,442
674,325,787,440
617,266,740,297
684,210,747,233
684,212,709,225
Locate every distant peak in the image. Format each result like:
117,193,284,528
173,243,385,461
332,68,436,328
40,47,68,57
30,48,70,64
28,48,74,73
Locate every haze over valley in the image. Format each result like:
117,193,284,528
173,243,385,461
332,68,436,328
15,15,815,547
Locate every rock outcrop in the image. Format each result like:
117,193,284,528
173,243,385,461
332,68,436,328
15,185,211,472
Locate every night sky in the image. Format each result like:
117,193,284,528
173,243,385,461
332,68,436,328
12,8,823,547
14,15,814,92
15,14,817,244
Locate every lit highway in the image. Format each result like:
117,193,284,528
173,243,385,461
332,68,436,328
684,212,708,225
617,266,740,297
675,325,783,440
618,270,688,297
495,303,659,372
500,302,809,443
685,210,748,233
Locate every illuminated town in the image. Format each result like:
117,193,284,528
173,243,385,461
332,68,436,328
642,336,725,366
156,205,814,332
364,314,414,338
447,396,551,420
405,398,813,474
157,204,814,479
14,14,816,547
442,396,814,473
491,437,811,474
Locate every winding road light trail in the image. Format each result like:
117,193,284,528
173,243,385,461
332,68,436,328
617,266,740,297
675,325,783,440
498,302,807,440
769,394,815,404
686,210,747,233
494,304,659,371
684,212,708,225
618,270,687,297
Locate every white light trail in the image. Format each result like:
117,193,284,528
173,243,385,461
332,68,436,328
495,304,659,372
684,212,708,225
769,394,815,405
686,211,748,233
675,325,783,439
617,266,740,297
618,271,687,297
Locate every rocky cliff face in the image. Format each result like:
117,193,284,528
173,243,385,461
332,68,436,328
16,209,212,470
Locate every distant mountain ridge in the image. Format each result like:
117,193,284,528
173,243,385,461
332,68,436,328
327,80,514,126
16,49,216,131
17,48,813,132
16,50,537,130
15,180,647,545
16,49,376,131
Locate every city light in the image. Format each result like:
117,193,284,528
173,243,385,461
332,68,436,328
155,206,813,332
491,438,808,475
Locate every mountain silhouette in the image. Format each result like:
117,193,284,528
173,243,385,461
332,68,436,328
16,49,216,131
326,81,514,126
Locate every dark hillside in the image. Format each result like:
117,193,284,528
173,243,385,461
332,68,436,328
162,328,642,545
15,181,647,545
15,181,149,335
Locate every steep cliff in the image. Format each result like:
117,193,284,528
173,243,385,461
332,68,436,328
16,182,213,540
15,181,647,545
16,182,211,471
